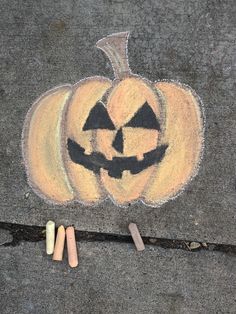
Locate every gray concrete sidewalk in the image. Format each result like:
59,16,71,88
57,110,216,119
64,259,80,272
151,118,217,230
0,1,236,313
0,0,236,245
0,239,235,314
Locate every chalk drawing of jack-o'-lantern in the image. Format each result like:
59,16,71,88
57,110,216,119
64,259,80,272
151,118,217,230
22,32,204,207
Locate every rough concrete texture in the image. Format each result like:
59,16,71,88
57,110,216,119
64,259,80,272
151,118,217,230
0,229,13,245
0,0,236,244
0,240,235,314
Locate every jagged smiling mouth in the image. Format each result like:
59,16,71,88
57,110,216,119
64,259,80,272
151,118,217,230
67,138,168,179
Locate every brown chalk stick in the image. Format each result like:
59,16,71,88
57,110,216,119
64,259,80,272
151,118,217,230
128,223,145,251
66,226,78,268
53,225,65,261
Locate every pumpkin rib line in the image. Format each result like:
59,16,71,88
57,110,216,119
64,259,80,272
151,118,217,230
142,80,205,207
62,77,113,204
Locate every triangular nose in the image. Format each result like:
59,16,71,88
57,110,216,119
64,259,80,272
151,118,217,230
112,128,123,153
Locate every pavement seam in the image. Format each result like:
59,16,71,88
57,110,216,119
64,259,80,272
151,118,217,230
0,221,235,255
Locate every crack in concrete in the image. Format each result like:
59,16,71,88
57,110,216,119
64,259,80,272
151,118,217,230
0,222,235,255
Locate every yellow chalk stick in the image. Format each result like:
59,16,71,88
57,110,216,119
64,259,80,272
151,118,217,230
66,226,78,268
128,223,145,251
46,220,55,255
53,225,65,261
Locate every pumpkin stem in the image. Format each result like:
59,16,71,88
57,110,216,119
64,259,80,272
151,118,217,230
96,32,131,80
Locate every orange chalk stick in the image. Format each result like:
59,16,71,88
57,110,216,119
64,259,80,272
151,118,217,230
66,226,78,268
128,223,145,251
53,225,65,261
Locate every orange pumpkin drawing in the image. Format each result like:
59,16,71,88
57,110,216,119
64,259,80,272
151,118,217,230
22,32,204,207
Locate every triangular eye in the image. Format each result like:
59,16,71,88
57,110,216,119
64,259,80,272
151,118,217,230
83,101,115,130
125,102,161,131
